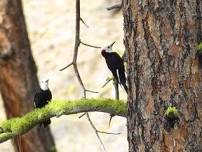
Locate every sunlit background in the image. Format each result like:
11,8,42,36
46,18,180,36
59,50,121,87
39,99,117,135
0,0,127,151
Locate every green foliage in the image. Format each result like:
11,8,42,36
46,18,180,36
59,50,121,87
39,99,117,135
164,106,179,119
49,145,57,152
197,42,202,54
0,98,126,143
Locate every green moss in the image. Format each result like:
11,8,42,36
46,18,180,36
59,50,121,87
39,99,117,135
197,42,202,54
47,98,126,115
0,98,126,143
49,145,57,152
80,98,126,114
164,106,179,119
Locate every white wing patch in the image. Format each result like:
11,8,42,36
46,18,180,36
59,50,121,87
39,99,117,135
116,69,121,84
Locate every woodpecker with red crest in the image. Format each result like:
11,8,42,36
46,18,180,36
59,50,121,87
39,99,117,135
34,79,52,127
101,41,128,93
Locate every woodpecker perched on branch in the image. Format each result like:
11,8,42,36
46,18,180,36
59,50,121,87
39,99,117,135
101,41,128,94
34,79,52,127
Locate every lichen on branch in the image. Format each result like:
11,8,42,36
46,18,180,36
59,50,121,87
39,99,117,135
0,98,126,143
197,42,202,54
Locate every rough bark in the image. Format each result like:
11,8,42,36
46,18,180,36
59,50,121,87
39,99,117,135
123,0,202,151
0,0,55,152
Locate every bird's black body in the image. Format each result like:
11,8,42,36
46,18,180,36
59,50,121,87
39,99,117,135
34,89,52,127
101,51,128,93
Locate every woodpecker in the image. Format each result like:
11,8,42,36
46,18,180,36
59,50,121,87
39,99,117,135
34,79,52,127
101,41,128,93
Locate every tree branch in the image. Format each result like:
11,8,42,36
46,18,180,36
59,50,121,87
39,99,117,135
59,0,98,97
80,17,89,28
80,41,101,49
102,78,113,88
59,0,107,150
0,98,126,143
106,1,123,11
59,62,73,71
86,113,107,151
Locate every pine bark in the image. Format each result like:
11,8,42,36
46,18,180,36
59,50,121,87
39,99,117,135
123,0,202,151
0,0,54,151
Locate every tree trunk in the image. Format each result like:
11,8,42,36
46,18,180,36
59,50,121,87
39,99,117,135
123,0,202,151
0,0,55,152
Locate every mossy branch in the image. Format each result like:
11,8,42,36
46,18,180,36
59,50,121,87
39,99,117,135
0,98,126,143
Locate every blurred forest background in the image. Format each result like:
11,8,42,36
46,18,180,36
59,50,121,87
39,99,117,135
0,0,127,151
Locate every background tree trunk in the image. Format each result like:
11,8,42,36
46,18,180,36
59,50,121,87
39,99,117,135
123,0,202,151
0,0,55,151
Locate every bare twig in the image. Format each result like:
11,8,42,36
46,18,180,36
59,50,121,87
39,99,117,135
86,113,107,152
106,1,123,11
80,17,89,28
108,78,119,127
114,79,119,100
86,89,99,94
80,41,101,49
78,112,87,118
59,0,97,97
102,77,114,88
59,0,108,150
102,79,112,88
100,76,119,127
97,130,120,135
59,62,73,71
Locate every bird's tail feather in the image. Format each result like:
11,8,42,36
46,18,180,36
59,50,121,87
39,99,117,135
122,83,128,94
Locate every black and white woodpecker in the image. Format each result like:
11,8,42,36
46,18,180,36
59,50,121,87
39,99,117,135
34,79,52,127
101,41,128,94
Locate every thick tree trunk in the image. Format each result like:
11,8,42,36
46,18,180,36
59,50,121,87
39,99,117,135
123,0,202,152
0,0,55,152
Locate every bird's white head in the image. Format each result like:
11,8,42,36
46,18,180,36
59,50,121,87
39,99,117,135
101,41,115,53
40,79,49,90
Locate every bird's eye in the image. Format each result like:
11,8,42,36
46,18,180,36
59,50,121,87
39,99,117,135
107,46,110,49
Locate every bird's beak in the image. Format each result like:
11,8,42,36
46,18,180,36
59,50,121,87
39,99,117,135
45,79,49,83
110,41,115,47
